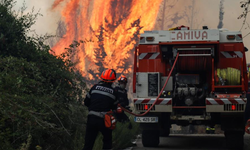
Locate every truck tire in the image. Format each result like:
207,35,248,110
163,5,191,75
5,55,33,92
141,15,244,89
224,130,244,150
142,130,159,147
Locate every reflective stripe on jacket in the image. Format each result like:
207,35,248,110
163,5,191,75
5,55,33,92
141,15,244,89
84,81,118,112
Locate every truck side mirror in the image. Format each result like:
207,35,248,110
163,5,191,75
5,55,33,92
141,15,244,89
245,47,248,52
203,26,208,30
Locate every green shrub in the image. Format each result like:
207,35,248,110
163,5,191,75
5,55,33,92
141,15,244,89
0,0,88,149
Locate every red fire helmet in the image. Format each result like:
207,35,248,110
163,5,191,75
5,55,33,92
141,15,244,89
118,75,127,83
100,69,116,82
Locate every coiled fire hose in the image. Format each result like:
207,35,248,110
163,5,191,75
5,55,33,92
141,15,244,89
120,53,179,117
217,67,240,85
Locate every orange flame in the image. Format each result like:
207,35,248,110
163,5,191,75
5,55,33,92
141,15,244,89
51,0,65,9
52,0,163,82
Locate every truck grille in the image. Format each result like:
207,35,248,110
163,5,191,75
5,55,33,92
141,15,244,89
224,104,245,111
135,104,155,111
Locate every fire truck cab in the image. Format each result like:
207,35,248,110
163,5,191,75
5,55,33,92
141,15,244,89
133,26,248,149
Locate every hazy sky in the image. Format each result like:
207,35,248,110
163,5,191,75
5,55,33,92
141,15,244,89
13,0,250,61
14,0,59,35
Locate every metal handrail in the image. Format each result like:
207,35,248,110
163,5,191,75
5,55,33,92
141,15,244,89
178,54,211,56
177,48,212,51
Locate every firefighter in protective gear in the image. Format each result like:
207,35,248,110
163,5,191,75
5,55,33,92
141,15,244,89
116,75,129,107
114,75,131,125
245,81,250,134
83,69,118,150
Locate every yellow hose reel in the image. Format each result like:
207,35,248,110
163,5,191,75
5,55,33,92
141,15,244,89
217,68,241,85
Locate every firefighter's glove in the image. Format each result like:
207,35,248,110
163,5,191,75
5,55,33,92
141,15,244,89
116,106,122,113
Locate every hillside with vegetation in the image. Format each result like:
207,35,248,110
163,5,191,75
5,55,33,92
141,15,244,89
0,0,139,150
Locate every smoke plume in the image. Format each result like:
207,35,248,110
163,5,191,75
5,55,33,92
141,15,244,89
217,0,225,29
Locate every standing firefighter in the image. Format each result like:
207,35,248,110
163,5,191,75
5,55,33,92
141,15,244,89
245,70,250,134
114,75,130,123
83,69,118,150
246,96,250,133
245,65,250,134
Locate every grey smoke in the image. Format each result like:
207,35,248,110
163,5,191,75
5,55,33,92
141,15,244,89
217,0,224,29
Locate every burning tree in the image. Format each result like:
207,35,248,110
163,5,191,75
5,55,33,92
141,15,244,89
51,0,198,86
86,18,143,85
51,0,162,86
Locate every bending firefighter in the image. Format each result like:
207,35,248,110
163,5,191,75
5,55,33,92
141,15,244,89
83,69,118,150
114,75,132,127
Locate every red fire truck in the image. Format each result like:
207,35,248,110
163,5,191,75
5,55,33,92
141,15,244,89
133,26,248,149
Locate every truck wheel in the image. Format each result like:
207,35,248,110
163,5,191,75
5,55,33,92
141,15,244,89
224,130,244,150
142,130,159,147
